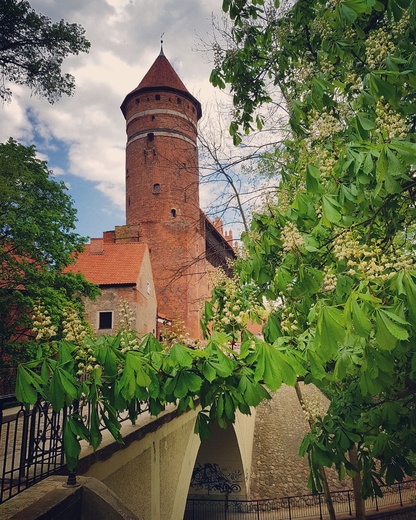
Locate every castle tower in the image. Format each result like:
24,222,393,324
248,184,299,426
120,46,206,338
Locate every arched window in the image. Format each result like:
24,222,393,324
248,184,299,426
170,209,177,218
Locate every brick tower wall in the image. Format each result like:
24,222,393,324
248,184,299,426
123,88,207,338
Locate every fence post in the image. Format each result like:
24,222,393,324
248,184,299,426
288,497,292,520
398,483,403,507
257,500,260,520
375,493,379,511
348,490,352,516
318,493,323,520
66,470,77,486
19,408,29,481
65,400,79,487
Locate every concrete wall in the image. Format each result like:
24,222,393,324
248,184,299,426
81,407,201,520
0,476,138,520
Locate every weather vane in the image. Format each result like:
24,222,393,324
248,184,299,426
160,32,165,55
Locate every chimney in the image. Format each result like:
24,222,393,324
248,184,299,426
90,238,104,254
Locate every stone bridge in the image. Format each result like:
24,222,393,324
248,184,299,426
73,383,337,520
77,403,256,520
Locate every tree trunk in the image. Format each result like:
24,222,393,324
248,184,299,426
295,382,337,520
348,444,366,520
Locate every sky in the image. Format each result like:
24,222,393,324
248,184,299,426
1,0,232,241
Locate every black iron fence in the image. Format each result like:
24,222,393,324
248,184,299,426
185,480,416,520
0,394,149,504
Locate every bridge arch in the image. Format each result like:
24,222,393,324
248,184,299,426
81,405,256,520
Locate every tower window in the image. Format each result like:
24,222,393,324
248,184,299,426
135,98,140,104
147,132,154,142
170,209,177,218
152,115,156,121
155,94,161,100
153,183,160,192
99,311,113,330
177,97,181,105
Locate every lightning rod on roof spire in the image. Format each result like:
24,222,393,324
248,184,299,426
160,33,165,56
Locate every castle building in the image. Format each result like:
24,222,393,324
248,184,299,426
68,47,235,339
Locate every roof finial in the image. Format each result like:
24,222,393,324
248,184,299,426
159,33,165,56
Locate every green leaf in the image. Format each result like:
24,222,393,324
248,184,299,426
376,309,409,344
254,342,287,391
101,405,123,444
202,361,217,382
315,306,345,360
170,344,193,367
352,299,372,337
90,405,102,451
403,273,416,324
224,393,235,421
238,375,270,406
194,412,211,441
15,365,39,405
357,114,375,131
64,418,82,472
306,164,321,193
321,195,341,224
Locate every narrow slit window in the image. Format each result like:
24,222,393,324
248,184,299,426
153,183,160,192
147,132,154,142
170,209,177,218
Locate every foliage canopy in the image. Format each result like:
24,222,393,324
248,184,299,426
0,138,98,358
0,0,90,102
205,0,416,499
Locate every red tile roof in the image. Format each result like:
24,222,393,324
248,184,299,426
137,52,189,93
120,50,202,119
66,241,148,285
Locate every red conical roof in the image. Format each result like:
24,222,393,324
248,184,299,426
137,51,188,92
120,49,202,119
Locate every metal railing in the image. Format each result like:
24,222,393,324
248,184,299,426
0,394,149,504
184,480,416,520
